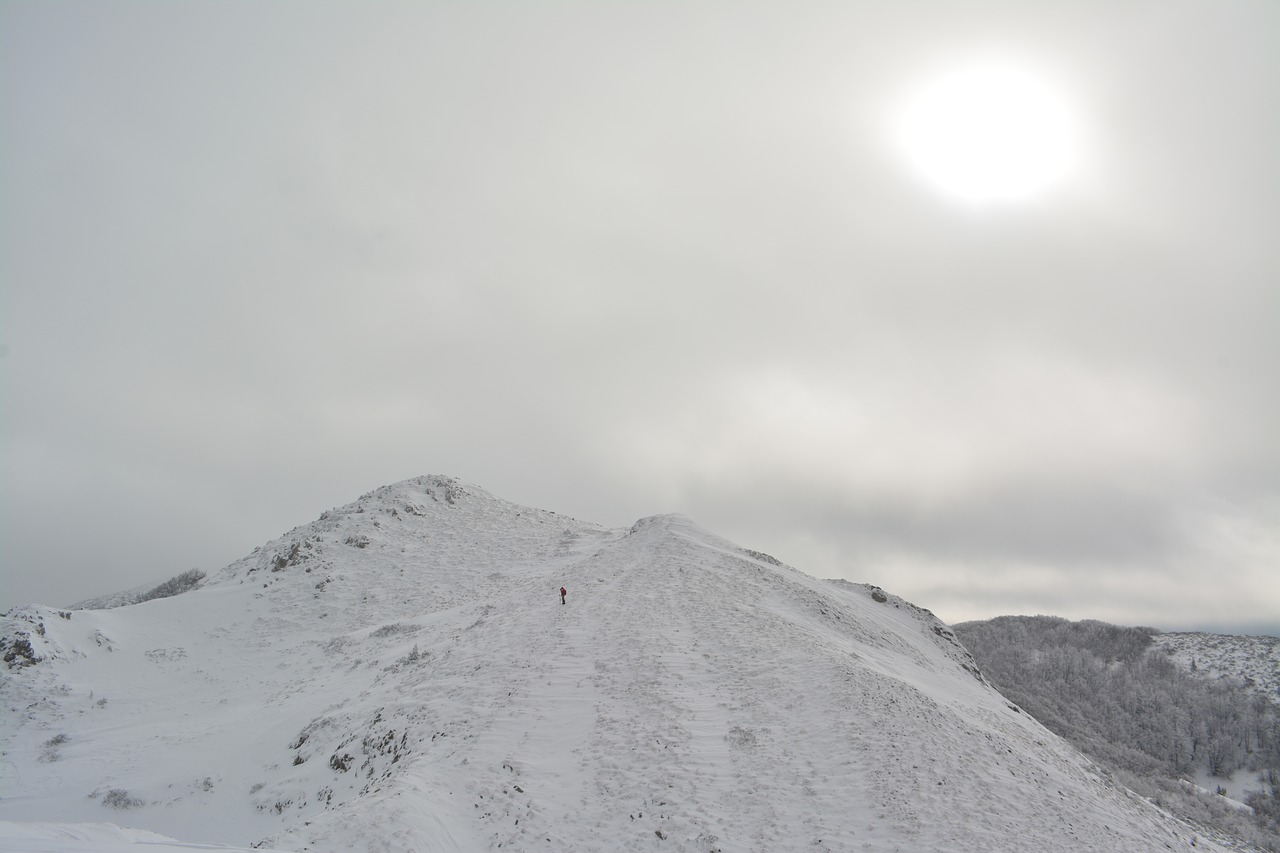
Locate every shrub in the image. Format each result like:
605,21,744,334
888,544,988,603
103,788,143,809
41,733,69,761
370,622,417,639
137,569,206,603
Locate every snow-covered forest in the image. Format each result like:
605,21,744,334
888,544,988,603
954,616,1280,850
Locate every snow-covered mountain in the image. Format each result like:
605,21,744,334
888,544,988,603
1153,631,1280,702
0,476,1239,852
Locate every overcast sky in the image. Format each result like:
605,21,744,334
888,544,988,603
2,1,1276,634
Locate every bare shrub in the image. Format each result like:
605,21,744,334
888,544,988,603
137,569,205,603
371,622,417,638
103,788,143,809
40,733,69,762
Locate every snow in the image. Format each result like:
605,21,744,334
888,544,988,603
1153,631,1280,702
1181,775,1256,813
0,476,1240,852
0,821,297,852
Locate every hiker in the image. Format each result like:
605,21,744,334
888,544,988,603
560,586,567,605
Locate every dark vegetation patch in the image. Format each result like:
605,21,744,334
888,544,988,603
954,615,1280,850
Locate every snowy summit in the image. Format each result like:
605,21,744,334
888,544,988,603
1,476,1234,852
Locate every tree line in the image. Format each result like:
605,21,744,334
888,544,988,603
953,616,1279,847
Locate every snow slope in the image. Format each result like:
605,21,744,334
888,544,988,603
0,476,1237,852
0,821,297,853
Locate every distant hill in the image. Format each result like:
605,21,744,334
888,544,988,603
0,476,1245,852
1153,632,1280,702
954,615,1280,851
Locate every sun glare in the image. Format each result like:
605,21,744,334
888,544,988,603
893,62,1080,205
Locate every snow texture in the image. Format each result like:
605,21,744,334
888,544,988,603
0,476,1240,852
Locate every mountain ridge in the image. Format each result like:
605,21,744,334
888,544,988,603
0,476,1242,852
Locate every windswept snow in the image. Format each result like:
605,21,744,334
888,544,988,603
0,476,1238,852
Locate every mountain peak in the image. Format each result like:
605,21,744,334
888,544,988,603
0,478,1231,853
626,511,701,536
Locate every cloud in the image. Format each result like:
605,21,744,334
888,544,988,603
1,2,1276,632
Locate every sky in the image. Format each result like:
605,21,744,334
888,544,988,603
2,1,1276,634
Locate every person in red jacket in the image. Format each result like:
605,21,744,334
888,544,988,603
560,586,567,605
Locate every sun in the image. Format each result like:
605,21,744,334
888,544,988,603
892,62,1080,205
